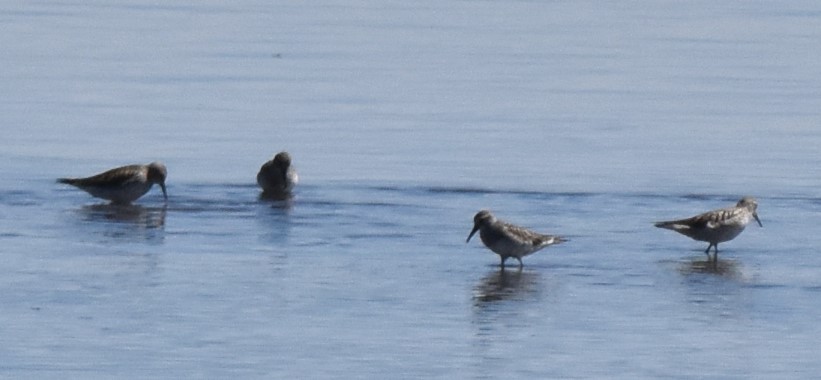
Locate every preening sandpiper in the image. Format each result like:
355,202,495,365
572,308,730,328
467,210,566,268
655,196,762,260
257,151,298,199
58,162,168,204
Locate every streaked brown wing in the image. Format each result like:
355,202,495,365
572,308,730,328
676,206,740,229
501,222,550,245
72,165,144,187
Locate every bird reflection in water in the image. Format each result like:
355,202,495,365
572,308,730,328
678,256,742,279
80,203,166,227
473,268,541,304
259,194,294,212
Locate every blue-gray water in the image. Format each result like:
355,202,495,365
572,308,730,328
2,1,821,378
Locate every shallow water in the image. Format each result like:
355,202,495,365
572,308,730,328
2,1,821,378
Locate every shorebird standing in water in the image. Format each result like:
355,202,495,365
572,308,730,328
58,162,168,204
655,196,762,261
467,210,566,268
257,151,298,200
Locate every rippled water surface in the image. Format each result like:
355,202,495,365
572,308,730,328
2,1,821,378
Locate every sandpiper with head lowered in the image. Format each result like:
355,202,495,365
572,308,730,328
655,196,762,260
257,151,298,200
467,210,566,268
58,162,168,204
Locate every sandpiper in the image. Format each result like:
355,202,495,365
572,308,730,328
466,210,566,268
257,151,298,199
655,196,762,260
58,162,168,204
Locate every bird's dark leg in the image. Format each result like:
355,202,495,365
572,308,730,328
704,243,713,258
500,256,507,268
713,244,719,262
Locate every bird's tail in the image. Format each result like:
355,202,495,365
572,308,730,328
57,178,77,185
654,221,678,230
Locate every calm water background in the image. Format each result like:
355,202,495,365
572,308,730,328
2,1,821,378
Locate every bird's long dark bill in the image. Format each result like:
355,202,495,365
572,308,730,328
466,224,479,243
160,183,168,200
753,212,762,227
